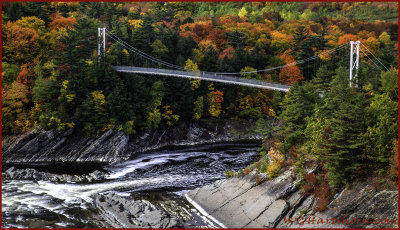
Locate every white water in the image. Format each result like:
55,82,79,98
2,144,258,228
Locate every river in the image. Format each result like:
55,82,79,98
2,142,259,228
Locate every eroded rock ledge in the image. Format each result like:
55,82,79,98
3,166,106,183
185,169,398,228
93,193,182,228
2,120,262,164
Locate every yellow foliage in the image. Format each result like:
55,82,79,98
91,90,106,106
86,60,93,65
379,32,391,45
184,59,201,90
269,107,276,117
266,160,281,179
199,40,217,51
66,122,75,129
123,49,130,56
128,19,143,30
317,50,332,61
62,80,69,89
162,105,180,126
238,7,248,18
65,94,75,103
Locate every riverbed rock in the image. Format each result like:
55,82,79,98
3,166,106,183
186,168,398,229
93,193,182,228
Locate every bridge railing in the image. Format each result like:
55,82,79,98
113,66,291,92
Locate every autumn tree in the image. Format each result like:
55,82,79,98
2,21,40,64
279,53,304,84
207,83,224,118
2,82,31,133
184,59,201,90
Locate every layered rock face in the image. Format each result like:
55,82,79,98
93,193,182,228
2,120,261,164
186,170,398,228
2,128,129,163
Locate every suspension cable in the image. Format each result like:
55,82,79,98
359,48,385,72
105,29,350,76
360,42,389,71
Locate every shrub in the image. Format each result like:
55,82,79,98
266,160,281,179
237,168,244,177
302,172,332,212
260,158,268,173
224,169,235,178
314,180,332,212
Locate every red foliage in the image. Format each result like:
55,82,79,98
289,146,298,158
207,29,227,50
304,173,318,186
219,46,234,59
314,180,331,212
57,64,71,72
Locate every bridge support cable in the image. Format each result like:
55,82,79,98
106,29,187,71
100,28,377,92
102,28,349,77
360,42,389,71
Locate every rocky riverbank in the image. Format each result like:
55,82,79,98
94,193,182,228
2,120,262,164
185,168,398,228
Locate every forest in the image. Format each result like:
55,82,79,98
1,2,398,200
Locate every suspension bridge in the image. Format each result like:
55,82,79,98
98,28,388,92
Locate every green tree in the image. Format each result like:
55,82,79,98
193,96,204,120
380,68,398,100
146,80,165,129
278,81,318,151
318,74,367,187
362,92,398,175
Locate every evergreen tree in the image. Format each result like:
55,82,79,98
278,81,318,151
319,73,367,187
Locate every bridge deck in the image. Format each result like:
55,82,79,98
113,66,291,92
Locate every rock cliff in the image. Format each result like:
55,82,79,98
2,120,261,164
185,169,398,228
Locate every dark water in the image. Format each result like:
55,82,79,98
2,143,259,228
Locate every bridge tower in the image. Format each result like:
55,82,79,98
98,27,106,58
349,41,360,87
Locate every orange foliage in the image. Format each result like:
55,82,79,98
179,21,214,43
337,34,359,45
2,21,40,64
16,65,29,86
212,90,224,103
49,14,77,30
279,53,303,84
